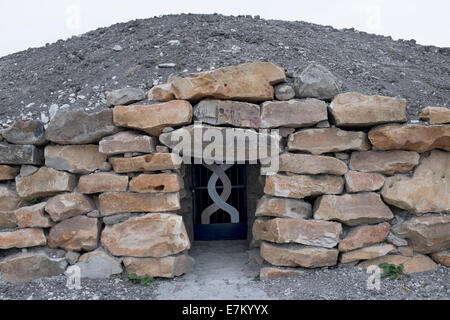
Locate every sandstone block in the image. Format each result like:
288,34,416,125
349,151,419,175
99,131,156,155
419,107,450,124
341,244,397,263
48,216,99,251
123,253,195,278
45,193,94,222
129,173,183,193
358,254,437,273
0,228,46,249
0,142,44,165
255,195,312,219
109,153,182,173
338,222,390,252
0,165,19,181
15,202,53,228
45,145,107,174
1,120,46,145
344,171,385,193
78,173,129,194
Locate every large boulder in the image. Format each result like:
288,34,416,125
109,153,182,173
48,216,99,251
159,124,282,162
0,250,67,284
15,167,76,200
260,242,338,268
329,92,407,127
264,174,344,199
97,192,180,216
380,150,449,214
255,195,312,219
252,218,342,248
46,108,120,144
77,173,129,194
392,214,450,254
45,145,107,174
99,131,156,155
0,142,44,165
113,100,193,136
15,202,53,228
152,62,286,102
313,193,394,226
338,222,390,252
74,249,123,279
129,173,183,193
1,120,47,145
260,99,328,128
193,99,261,128
368,124,450,152
358,254,437,273
287,128,370,155
292,63,341,100
101,213,190,257
0,228,47,249
45,193,94,222
123,253,195,278
349,151,420,175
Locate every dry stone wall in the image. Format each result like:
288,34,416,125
0,61,449,283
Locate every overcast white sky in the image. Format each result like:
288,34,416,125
1,0,449,57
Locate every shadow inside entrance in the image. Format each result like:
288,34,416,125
154,240,269,300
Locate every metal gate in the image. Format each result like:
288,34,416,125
191,163,247,241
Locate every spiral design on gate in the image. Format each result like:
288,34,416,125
201,164,239,224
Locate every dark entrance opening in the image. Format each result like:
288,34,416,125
191,163,247,241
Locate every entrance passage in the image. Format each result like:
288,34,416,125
191,163,247,240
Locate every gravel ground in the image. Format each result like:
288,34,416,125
1,13,449,126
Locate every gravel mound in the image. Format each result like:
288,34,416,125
1,13,449,126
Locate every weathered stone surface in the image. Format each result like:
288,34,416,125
398,246,414,257
0,251,67,284
338,222,390,252
344,171,385,193
102,213,131,225
386,232,408,247
392,214,450,254
259,267,303,280
78,173,128,194
162,62,285,102
264,174,344,199
193,99,261,128
431,250,450,266
341,244,397,263
253,218,342,248
106,88,146,106
66,251,80,265
129,173,183,193
0,186,21,212
1,120,46,145
45,145,107,174
113,100,192,136
15,202,53,228
350,151,420,175
45,193,94,222
260,242,338,268
260,99,328,128
293,63,341,100
420,107,450,124
98,192,180,216
148,83,175,102
274,83,295,101
159,124,282,162
101,213,190,257
313,193,394,226
123,253,195,278
48,216,99,251
368,124,450,152
358,254,437,273
0,142,44,165
99,131,156,155
74,249,123,279
255,195,312,219
15,167,76,200
19,165,38,177
287,128,370,155
0,211,17,228
380,150,449,214
265,152,347,175
109,153,182,173
46,108,120,144
0,229,46,249
329,92,407,127
0,165,19,181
